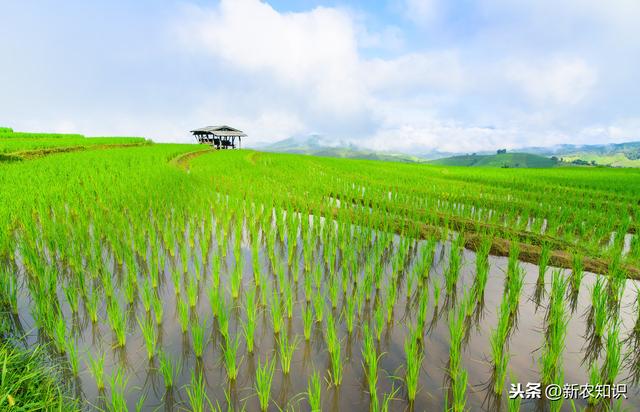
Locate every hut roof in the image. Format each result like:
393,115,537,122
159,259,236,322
190,125,246,137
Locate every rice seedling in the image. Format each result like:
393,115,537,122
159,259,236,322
343,292,356,335
450,368,468,412
312,264,323,291
171,269,181,296
140,278,152,313
507,389,522,412
327,338,343,386
304,270,313,303
255,357,276,412
491,299,511,395
507,264,525,315
448,303,466,381
86,290,99,323
107,367,128,412
404,331,423,402
590,277,608,338
307,369,322,412
186,275,199,309
186,372,213,412
312,290,324,324
138,315,158,360
324,308,339,354
283,278,294,318
270,288,284,334
416,288,429,338
178,298,190,333
217,292,230,339
601,321,621,385
374,303,384,341
570,252,584,293
277,331,298,374
473,237,491,300
362,324,381,408
222,334,241,381
66,338,79,376
87,351,105,390
230,262,242,300
445,234,463,295
587,362,603,406
303,304,313,340
242,293,257,353
191,318,207,358
53,315,67,353
152,293,164,325
107,300,127,347
158,350,181,388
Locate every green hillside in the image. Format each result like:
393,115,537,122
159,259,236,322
429,152,558,168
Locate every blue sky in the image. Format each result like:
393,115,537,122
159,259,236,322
1,0,639,152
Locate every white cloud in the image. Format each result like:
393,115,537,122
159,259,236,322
506,57,597,106
401,0,439,25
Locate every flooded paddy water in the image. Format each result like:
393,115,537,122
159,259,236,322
7,214,640,411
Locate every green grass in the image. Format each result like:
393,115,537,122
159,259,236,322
0,342,78,410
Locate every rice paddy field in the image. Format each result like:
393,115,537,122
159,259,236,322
1,134,640,411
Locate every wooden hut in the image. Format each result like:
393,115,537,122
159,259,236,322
191,125,246,149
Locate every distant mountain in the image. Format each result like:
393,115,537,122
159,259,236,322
428,153,559,168
255,135,426,163
253,135,640,168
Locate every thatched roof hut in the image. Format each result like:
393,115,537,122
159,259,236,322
191,125,246,149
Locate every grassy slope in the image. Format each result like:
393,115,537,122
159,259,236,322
429,152,558,168
0,129,147,155
562,153,640,168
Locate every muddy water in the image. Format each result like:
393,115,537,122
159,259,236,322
10,226,640,411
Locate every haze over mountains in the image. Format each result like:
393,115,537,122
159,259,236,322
251,135,640,168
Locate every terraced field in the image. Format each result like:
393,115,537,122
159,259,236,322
1,134,639,411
